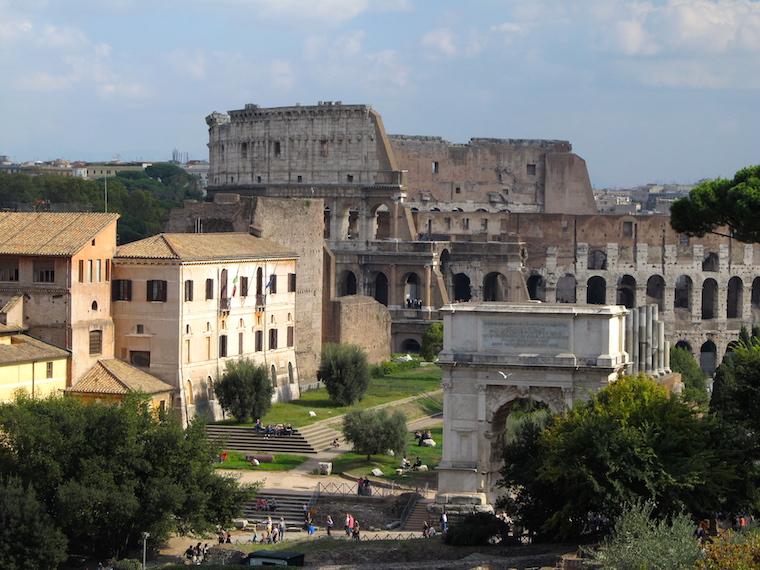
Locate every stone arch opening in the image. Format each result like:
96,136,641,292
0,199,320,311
674,275,693,312
373,272,389,306
675,340,692,353
556,274,577,303
271,364,277,388
220,268,228,299
186,379,194,405
727,276,743,319
701,278,719,320
288,362,295,384
753,277,760,311
338,270,357,297
401,338,421,353
323,207,331,239
586,276,606,305
453,273,472,302
702,252,719,272
404,272,421,305
439,249,450,276
588,249,607,270
526,274,546,302
616,275,636,309
372,203,391,240
700,340,717,376
483,272,508,302
256,267,263,296
646,275,665,311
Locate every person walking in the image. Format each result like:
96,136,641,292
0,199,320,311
440,511,448,533
326,514,334,537
352,520,361,541
279,517,286,542
344,512,351,536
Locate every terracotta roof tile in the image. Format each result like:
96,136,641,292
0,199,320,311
115,233,296,261
0,334,69,365
0,212,119,256
66,359,174,396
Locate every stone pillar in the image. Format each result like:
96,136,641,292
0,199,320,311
663,283,675,322
743,285,753,322
658,320,666,373
646,304,655,372
744,244,754,266
576,243,589,272
693,245,704,272
718,280,728,320
719,244,730,273
635,285,647,309
690,280,700,322
625,309,634,374
636,242,648,270
424,265,433,310
606,243,619,271
546,247,558,272
389,264,399,309
631,307,640,375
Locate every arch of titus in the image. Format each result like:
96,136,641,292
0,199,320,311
435,302,630,512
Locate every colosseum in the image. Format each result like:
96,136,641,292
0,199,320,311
172,101,756,380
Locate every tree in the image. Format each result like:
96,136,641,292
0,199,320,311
0,478,68,570
0,394,252,560
214,359,274,422
342,408,407,461
669,346,708,404
499,375,736,540
670,165,760,243
420,322,443,362
319,343,370,406
589,501,702,570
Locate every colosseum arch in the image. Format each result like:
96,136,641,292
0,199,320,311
701,278,719,320
371,203,392,240
526,274,546,302
586,276,606,305
727,276,743,319
483,272,509,302
616,275,636,309
675,339,693,353
403,272,421,304
588,249,607,270
372,272,389,306
646,275,665,311
674,275,693,313
556,274,577,303
700,340,718,376
453,273,472,302
702,252,719,272
338,270,358,296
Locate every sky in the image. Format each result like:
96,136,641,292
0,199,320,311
0,0,759,188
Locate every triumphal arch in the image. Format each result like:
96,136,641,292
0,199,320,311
435,302,629,512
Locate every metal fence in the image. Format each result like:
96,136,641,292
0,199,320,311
315,480,426,499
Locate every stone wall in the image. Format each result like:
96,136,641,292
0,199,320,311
324,295,391,363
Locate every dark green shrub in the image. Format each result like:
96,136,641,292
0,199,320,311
443,513,509,546
113,560,141,570
319,343,370,406
421,322,443,361
214,359,274,422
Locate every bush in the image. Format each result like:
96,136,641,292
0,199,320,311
588,501,702,570
113,560,142,570
420,322,443,362
670,346,708,404
443,513,509,546
343,408,407,460
698,528,760,570
319,343,370,406
214,359,274,422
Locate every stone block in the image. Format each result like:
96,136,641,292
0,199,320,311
318,462,332,476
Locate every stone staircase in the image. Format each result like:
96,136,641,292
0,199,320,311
298,422,344,452
401,498,435,532
242,490,313,531
206,425,316,455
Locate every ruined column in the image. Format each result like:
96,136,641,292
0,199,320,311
631,307,640,375
424,265,432,310
389,264,399,309
743,285,753,323
657,320,666,373
625,308,634,375
646,304,655,372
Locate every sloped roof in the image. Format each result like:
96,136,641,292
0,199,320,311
66,359,174,396
115,232,296,262
0,212,119,256
0,334,69,365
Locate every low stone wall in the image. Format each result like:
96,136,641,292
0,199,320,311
324,295,391,363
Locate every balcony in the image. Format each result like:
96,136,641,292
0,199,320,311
255,293,266,310
219,297,231,313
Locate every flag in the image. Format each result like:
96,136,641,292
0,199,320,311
232,269,239,297
266,274,275,291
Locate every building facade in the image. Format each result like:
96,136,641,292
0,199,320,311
112,232,299,422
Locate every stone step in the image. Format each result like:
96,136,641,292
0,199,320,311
206,425,317,454
242,491,315,529
401,500,435,531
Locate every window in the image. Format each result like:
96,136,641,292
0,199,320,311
455,186,461,194
130,350,151,367
287,326,294,347
0,259,19,282
320,139,328,157
257,176,262,183
219,335,228,357
273,141,281,157
444,217,451,230
205,278,214,300
238,332,244,354
269,328,278,350
112,279,132,301
255,330,263,352
184,279,194,302
297,175,303,183
105,259,110,281
463,218,470,230
89,330,103,355
88,259,93,282
147,280,167,302
96,259,102,282
241,142,248,159
527,163,537,176
346,174,354,183
185,324,191,334
185,339,191,363
481,219,488,231
432,161,439,174
91,300,98,311
269,274,277,294
136,324,145,334
33,259,55,283
623,221,634,237
288,273,296,292
78,260,84,282
46,361,53,378
240,276,249,297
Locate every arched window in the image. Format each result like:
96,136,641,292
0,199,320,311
674,275,693,311
586,276,606,305
91,300,98,311
646,275,665,312
700,340,717,376
701,278,718,320
288,362,295,384
401,338,421,353
271,365,278,388
404,273,421,304
727,276,743,319
186,379,194,405
453,273,471,302
588,249,607,270
526,274,546,302
556,274,576,303
616,275,636,309
483,272,508,302
338,270,357,296
675,340,692,353
373,273,388,306
88,329,103,355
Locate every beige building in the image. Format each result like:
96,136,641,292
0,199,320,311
0,322,69,402
0,212,118,382
112,232,298,423
85,162,151,179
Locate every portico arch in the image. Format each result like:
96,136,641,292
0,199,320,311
373,272,389,306
700,340,717,376
483,272,508,301
556,274,576,303
727,276,743,319
646,275,665,311
616,275,636,309
453,273,472,302
526,274,546,301
338,270,357,296
701,278,718,320
371,203,391,240
403,272,421,304
586,276,606,304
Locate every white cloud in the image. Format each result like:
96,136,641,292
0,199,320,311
165,50,207,80
270,59,295,90
421,28,456,56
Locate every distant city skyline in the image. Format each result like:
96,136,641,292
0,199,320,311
1,0,759,187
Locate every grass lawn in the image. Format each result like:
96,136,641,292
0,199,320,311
215,450,307,471
214,366,442,428
330,427,443,485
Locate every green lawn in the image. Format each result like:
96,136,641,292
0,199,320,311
331,427,443,485
214,367,442,428
215,451,307,471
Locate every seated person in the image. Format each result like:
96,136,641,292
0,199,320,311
254,418,263,432
413,456,422,470
331,438,340,448
400,456,411,469
284,424,293,436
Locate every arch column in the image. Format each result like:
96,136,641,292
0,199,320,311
606,282,617,306
743,285,753,322
663,285,675,321
389,265,399,309
718,282,728,319
635,285,646,308
690,281,700,322
424,265,433,310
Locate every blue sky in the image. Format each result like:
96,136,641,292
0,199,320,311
0,0,758,187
